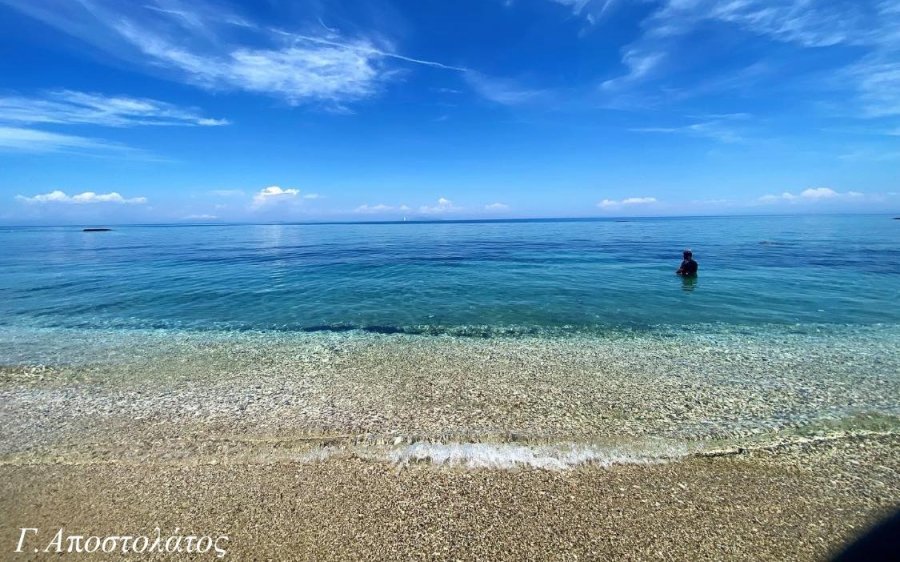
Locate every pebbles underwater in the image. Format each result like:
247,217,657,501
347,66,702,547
1,323,898,469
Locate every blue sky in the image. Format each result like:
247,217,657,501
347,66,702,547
0,0,898,224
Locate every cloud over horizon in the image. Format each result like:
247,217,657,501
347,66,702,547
354,203,411,214
16,190,148,204
598,196,657,209
251,185,301,207
419,197,461,214
758,187,865,203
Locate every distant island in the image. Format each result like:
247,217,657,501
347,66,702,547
82,228,112,232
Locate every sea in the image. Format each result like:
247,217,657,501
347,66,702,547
2,215,898,335
1,215,899,468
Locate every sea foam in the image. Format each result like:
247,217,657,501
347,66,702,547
386,441,689,470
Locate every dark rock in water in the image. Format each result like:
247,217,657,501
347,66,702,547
82,228,112,232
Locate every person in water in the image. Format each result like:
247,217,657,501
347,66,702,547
676,249,698,276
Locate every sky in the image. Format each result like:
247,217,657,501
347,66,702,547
0,0,898,224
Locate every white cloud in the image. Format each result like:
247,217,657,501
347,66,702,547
485,202,510,211
303,193,321,200
598,196,657,209
0,126,125,153
758,187,865,203
758,192,799,203
16,190,148,204
419,197,461,214
196,118,231,126
159,39,383,106
252,185,300,207
800,187,838,199
182,214,217,220
622,197,657,205
0,90,228,127
354,203,395,214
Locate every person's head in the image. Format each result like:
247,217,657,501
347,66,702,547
683,249,693,260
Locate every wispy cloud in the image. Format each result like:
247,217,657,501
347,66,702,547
601,48,665,92
598,196,657,209
484,202,510,211
270,30,468,72
844,55,900,117
209,189,245,197
548,0,622,25
0,126,126,153
16,190,148,204
2,0,462,108
838,146,900,161
641,0,896,50
464,72,549,105
0,90,228,127
118,24,384,107
630,114,750,143
600,0,900,116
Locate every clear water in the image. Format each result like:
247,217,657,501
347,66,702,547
1,216,899,337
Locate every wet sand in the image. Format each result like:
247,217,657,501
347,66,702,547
2,435,898,560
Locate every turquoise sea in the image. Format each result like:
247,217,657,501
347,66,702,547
2,215,899,341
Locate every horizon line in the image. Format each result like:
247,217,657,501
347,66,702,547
2,211,898,229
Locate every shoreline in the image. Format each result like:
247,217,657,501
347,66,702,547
2,433,898,560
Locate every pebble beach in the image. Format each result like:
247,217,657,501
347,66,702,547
2,325,899,559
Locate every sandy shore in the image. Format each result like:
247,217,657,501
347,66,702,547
2,435,898,560
2,328,899,559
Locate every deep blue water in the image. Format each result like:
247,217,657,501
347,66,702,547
1,216,899,335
